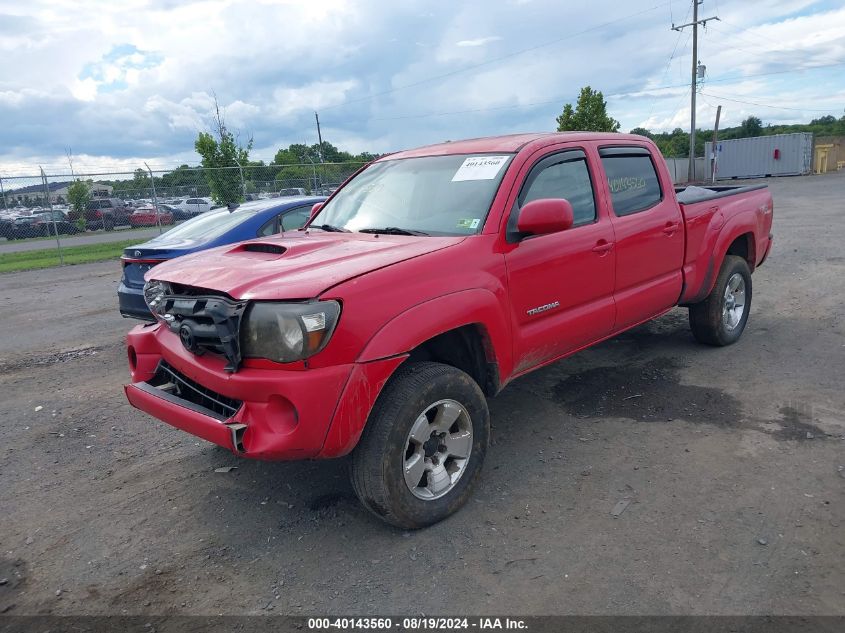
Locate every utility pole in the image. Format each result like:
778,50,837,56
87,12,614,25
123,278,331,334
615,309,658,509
66,147,76,181
314,112,324,162
672,1,718,182
41,166,64,264
144,162,163,235
710,104,722,183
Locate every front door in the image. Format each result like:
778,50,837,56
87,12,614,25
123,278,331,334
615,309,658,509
503,149,616,374
598,147,685,329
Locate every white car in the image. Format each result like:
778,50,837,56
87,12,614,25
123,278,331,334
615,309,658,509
278,187,307,197
176,198,211,215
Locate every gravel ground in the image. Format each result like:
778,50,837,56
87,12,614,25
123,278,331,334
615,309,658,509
0,171,843,616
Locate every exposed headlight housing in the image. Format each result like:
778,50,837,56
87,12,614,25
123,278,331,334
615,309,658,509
143,279,171,316
241,300,341,363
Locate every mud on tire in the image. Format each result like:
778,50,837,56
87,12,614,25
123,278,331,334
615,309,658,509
689,254,753,346
350,361,490,529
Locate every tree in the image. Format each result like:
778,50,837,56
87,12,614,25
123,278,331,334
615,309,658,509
67,180,91,231
629,127,653,138
810,115,836,126
67,180,90,230
194,97,253,204
738,116,762,138
556,86,620,133
131,168,149,198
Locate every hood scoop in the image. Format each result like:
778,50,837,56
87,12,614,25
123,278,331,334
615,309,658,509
227,242,287,259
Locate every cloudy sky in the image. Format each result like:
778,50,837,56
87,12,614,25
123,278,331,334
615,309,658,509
1,0,843,175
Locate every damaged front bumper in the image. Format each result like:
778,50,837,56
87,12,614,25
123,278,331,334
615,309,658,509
124,322,405,460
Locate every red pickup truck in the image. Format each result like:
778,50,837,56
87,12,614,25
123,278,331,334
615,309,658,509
125,133,774,528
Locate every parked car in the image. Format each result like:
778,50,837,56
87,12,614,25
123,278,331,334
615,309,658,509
278,187,307,197
67,198,133,231
163,203,195,221
1,211,77,239
118,196,324,320
125,133,774,528
0,218,13,240
174,198,211,216
32,210,80,237
128,206,175,227
7,216,43,239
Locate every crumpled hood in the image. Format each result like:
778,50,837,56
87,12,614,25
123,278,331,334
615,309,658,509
147,231,464,299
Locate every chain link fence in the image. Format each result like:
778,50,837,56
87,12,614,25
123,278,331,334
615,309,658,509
0,161,364,266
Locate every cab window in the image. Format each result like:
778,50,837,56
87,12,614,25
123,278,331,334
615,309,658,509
599,148,662,216
508,150,596,239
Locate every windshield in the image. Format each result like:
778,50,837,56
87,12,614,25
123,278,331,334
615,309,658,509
146,208,255,243
315,153,513,236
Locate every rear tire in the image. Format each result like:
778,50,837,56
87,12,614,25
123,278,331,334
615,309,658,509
351,361,490,529
689,255,752,346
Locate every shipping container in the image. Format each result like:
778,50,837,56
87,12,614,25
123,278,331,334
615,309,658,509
705,133,813,180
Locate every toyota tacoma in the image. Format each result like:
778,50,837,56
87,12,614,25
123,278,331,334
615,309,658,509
125,132,774,528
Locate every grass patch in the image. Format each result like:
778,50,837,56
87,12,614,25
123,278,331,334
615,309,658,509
3,224,170,245
0,239,141,273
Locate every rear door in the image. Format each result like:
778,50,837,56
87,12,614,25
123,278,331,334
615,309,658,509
503,147,616,373
598,146,684,329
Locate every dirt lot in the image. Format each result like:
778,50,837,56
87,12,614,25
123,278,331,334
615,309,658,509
0,172,843,616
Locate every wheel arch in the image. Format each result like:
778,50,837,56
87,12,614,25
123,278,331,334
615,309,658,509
357,289,512,396
683,224,759,305
725,231,757,272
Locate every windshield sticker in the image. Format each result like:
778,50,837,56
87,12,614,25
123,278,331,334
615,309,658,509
451,155,509,182
456,218,481,229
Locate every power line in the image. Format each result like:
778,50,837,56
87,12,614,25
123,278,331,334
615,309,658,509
715,16,776,46
699,91,842,113
321,1,672,112
646,0,693,120
349,61,845,123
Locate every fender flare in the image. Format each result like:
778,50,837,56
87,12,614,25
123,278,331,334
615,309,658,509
683,217,757,304
356,288,513,377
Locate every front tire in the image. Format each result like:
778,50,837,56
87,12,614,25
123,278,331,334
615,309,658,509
689,254,752,346
351,361,490,529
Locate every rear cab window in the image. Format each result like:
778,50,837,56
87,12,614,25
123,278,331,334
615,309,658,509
599,147,662,216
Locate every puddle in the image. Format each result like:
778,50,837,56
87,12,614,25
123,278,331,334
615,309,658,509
773,405,828,441
552,358,742,426
552,358,828,441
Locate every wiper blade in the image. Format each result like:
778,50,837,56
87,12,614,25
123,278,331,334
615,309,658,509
358,226,429,236
314,224,350,232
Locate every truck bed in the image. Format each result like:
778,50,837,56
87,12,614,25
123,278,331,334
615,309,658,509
675,184,768,205
675,183,773,305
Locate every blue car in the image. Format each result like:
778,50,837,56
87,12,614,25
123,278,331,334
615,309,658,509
118,196,325,320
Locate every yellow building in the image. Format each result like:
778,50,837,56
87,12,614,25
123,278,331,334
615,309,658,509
814,136,843,174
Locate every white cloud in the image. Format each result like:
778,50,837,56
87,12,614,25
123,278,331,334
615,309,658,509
456,36,502,47
0,0,842,171
270,80,358,118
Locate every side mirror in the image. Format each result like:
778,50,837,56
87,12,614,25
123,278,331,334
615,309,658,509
517,198,574,236
310,202,323,222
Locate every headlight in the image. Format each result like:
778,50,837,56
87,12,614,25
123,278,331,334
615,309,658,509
241,300,341,363
143,279,171,315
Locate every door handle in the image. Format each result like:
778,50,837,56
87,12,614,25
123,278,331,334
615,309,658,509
663,222,680,235
592,240,613,255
